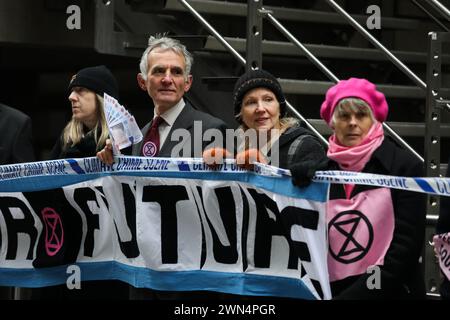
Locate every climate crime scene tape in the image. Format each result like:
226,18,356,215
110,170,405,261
312,170,450,197
255,162,450,197
0,156,449,197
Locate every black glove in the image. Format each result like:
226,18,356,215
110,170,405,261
290,159,329,188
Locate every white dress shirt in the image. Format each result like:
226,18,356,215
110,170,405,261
154,98,185,148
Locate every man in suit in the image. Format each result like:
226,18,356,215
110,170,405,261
98,35,227,163
97,35,229,299
0,103,35,299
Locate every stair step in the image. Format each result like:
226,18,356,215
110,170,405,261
122,34,450,65
202,36,450,64
306,119,450,137
127,0,421,30
280,79,430,98
202,77,449,99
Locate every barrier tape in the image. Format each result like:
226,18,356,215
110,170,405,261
0,156,247,181
253,163,450,197
313,170,450,197
0,157,449,197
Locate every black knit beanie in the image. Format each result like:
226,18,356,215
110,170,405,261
68,65,119,100
233,69,286,121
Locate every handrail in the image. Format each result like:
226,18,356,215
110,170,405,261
176,0,439,157
177,0,245,66
177,0,328,145
428,0,450,21
325,0,450,160
264,12,339,83
285,101,329,145
263,8,424,161
327,0,427,90
327,0,450,114
411,0,449,31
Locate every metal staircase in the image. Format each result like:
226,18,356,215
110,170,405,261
117,0,450,162
0,0,448,298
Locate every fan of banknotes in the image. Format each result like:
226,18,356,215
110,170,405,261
104,93,142,152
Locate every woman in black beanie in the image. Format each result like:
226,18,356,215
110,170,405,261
31,66,129,300
50,65,119,159
205,69,327,187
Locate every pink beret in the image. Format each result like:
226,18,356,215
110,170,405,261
320,78,389,125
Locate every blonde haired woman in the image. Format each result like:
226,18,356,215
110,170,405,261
38,65,129,299
50,65,118,159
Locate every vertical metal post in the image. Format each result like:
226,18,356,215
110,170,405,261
94,0,115,54
424,31,443,297
246,0,263,71
425,31,442,215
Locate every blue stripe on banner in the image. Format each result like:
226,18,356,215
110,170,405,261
0,171,329,203
0,262,316,300
414,178,435,193
66,159,86,174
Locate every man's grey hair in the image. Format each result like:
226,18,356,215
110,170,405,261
139,34,194,81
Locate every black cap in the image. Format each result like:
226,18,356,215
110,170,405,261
233,69,286,121
68,65,119,100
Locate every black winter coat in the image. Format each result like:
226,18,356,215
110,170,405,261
270,125,327,170
50,129,101,159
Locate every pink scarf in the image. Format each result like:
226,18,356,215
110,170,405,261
327,122,384,198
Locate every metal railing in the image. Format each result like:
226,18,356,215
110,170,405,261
412,0,449,31
326,0,450,115
262,6,424,162
177,0,328,144
179,0,450,162
424,31,449,297
177,0,245,65
177,0,440,154
428,0,450,20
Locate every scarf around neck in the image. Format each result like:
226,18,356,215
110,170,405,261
327,121,384,173
327,122,384,198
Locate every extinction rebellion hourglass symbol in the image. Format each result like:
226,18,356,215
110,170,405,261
41,207,64,256
328,210,374,264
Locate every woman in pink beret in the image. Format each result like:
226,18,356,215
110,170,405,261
319,78,426,299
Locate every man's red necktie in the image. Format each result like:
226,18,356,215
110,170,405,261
141,116,164,157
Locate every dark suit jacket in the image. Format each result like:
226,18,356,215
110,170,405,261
132,101,228,157
0,103,35,164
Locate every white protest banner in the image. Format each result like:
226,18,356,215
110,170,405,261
0,157,331,300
